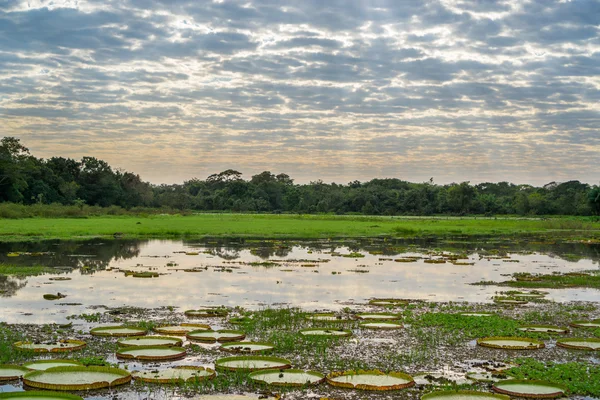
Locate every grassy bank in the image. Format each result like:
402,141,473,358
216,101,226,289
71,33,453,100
0,214,599,242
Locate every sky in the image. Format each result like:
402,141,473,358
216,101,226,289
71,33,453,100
1,0,599,186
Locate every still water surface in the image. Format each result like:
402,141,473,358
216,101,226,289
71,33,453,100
1,238,599,324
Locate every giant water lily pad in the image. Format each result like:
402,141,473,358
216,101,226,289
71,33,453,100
307,313,348,322
518,325,568,334
187,329,245,343
220,342,275,353
0,364,29,381
215,356,292,372
117,336,182,347
355,313,400,320
248,369,324,387
0,392,84,400
23,360,83,371
132,366,215,383
422,390,510,400
493,298,528,305
90,326,147,337
460,312,495,317
14,340,86,353
477,337,544,350
360,321,403,330
185,308,228,318
193,395,279,400
492,380,566,398
368,299,409,307
154,323,210,335
23,366,131,390
299,328,352,337
556,338,600,350
327,370,415,391
116,345,187,361
569,319,600,328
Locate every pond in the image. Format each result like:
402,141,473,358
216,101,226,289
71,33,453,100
1,237,599,324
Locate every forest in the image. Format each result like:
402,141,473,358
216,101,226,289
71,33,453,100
1,136,599,216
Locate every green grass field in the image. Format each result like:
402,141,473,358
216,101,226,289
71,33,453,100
0,214,599,242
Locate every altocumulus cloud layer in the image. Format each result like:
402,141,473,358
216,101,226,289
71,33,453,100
1,0,599,184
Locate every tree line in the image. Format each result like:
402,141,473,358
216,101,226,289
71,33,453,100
1,137,599,215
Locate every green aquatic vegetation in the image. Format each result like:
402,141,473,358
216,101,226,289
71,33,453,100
0,324,27,364
422,391,510,400
483,270,600,289
0,264,55,277
116,345,187,361
67,312,101,322
413,313,521,341
0,364,29,381
248,369,325,387
476,337,545,350
90,326,147,337
506,358,600,396
556,338,600,350
326,369,415,391
132,366,215,383
215,355,292,372
0,392,84,400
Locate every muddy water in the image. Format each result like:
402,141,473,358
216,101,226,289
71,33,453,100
0,238,599,324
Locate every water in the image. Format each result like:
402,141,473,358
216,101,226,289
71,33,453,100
0,238,599,324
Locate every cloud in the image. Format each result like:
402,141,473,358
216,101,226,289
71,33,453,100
0,0,598,186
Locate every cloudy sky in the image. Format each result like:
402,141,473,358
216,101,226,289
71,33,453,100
1,0,599,185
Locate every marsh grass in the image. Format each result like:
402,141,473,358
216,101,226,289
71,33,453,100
0,323,31,364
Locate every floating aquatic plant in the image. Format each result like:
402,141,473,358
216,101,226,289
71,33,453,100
569,319,600,328
89,326,147,337
492,380,567,399
368,299,409,306
299,328,352,337
459,312,495,317
477,337,545,350
326,369,415,391
556,338,600,350
355,313,400,320
466,372,513,383
0,392,84,400
0,364,29,381
185,308,229,318
421,390,510,400
14,340,86,353
132,366,216,383
116,345,187,361
248,369,325,387
359,321,403,330
219,342,275,353
186,329,246,343
153,323,211,335
23,366,131,390
116,336,182,347
518,325,568,334
214,356,292,372
306,313,348,322
23,360,83,371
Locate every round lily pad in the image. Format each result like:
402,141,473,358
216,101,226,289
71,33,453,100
0,392,84,400
493,298,528,305
215,356,292,372
466,372,513,383
355,313,400,320
360,321,403,330
249,369,325,387
492,380,566,398
14,340,86,353
327,369,415,391
90,326,147,337
556,338,600,350
154,323,211,335
307,313,348,322
569,319,600,328
477,337,545,350
116,345,187,361
193,395,279,400
23,366,131,390
185,308,228,318
187,329,246,343
422,390,510,400
299,328,352,337
460,312,495,317
117,335,182,347
512,293,545,299
132,366,216,383
518,325,568,334
220,342,275,353
368,299,409,306
0,364,29,381
23,360,83,371
228,316,253,325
